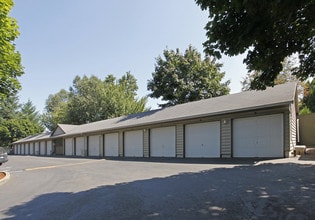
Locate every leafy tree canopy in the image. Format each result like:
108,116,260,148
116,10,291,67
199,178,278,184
300,78,315,114
0,0,24,99
0,95,43,147
43,73,148,130
41,89,70,130
241,57,302,91
196,0,315,89
147,45,230,107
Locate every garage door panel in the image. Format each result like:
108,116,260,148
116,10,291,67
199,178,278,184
150,126,176,157
89,135,100,156
65,138,73,156
30,144,34,155
185,121,220,158
40,142,46,155
21,145,25,155
105,133,119,157
124,130,143,157
46,141,52,155
34,142,40,155
233,114,283,158
76,137,85,156
25,144,29,155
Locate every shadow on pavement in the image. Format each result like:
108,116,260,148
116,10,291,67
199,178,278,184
103,157,275,165
3,163,315,219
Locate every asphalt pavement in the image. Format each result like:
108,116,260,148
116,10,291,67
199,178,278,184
0,156,314,219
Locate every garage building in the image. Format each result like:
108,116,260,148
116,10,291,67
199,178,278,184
13,82,298,158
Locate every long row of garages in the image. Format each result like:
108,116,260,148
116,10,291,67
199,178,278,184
14,114,285,158
69,124,219,158
15,140,53,156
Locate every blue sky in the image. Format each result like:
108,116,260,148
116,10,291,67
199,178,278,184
11,0,247,112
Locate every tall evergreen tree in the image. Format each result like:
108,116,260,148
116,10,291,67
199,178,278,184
0,94,43,147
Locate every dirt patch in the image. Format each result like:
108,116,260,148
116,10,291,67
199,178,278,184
0,172,6,180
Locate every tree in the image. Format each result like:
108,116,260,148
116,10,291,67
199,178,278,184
300,79,315,114
0,0,24,99
41,89,70,130
0,118,43,147
0,94,20,119
67,75,108,124
20,100,42,123
195,0,315,89
241,57,301,91
67,74,148,124
0,94,44,147
43,73,148,128
147,46,230,107
118,71,138,97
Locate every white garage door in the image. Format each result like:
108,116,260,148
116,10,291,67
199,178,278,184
40,141,46,155
88,135,101,157
21,144,25,155
185,121,220,158
150,126,176,157
76,137,85,156
30,143,34,155
47,141,52,155
65,138,73,156
233,114,283,158
35,142,40,155
124,130,143,157
25,144,29,155
105,133,119,157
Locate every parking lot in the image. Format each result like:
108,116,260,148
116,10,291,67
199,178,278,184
0,156,314,219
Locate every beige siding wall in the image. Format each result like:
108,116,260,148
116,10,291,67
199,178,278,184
289,103,297,152
284,111,291,157
176,124,184,158
285,102,298,158
143,129,149,157
118,131,124,157
100,135,104,157
299,113,315,146
221,118,232,158
52,127,64,136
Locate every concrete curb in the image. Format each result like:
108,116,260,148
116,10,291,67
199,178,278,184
0,172,10,186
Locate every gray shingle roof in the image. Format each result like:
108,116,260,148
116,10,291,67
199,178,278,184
56,82,296,137
58,124,79,133
13,82,296,143
50,124,79,136
13,132,52,143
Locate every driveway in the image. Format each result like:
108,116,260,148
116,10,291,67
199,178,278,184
0,156,314,219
